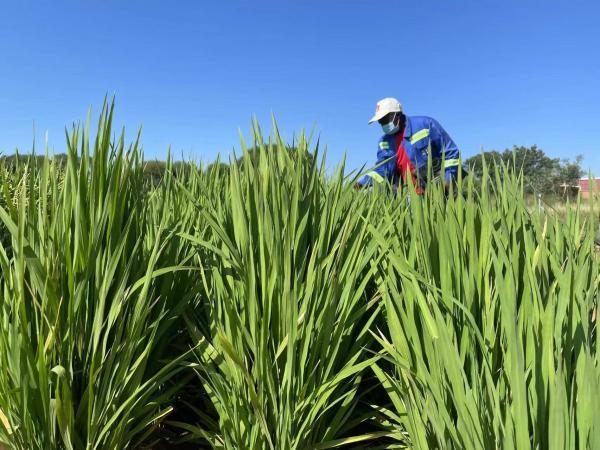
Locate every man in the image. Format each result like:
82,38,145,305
357,97,462,192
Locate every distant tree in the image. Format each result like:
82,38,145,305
465,146,583,196
236,145,315,166
143,160,167,173
206,161,229,177
558,155,584,187
0,153,68,171
464,150,503,180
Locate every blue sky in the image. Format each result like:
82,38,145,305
1,1,599,174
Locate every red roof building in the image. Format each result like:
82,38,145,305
579,178,600,199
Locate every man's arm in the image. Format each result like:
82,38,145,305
357,140,397,187
429,118,461,187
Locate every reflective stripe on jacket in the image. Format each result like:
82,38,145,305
359,115,462,188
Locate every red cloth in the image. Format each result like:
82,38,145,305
395,128,423,194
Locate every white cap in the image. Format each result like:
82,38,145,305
368,97,402,124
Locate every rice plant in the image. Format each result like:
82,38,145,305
0,103,598,450
179,122,386,449
371,162,600,449
0,103,194,449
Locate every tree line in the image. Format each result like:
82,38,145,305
464,145,584,196
1,144,585,197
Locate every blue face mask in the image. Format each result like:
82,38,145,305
381,113,400,135
381,121,400,135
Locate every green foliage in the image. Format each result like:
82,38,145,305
465,145,583,196
371,162,600,449
0,154,69,171
0,102,197,449
236,145,314,166
0,107,598,450
181,124,382,449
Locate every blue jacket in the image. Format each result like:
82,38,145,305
358,115,462,188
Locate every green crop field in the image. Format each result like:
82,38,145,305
0,104,598,449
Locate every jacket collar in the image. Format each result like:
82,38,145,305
403,115,413,138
